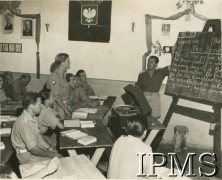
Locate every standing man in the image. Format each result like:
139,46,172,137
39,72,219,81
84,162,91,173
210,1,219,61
135,55,170,118
11,92,62,164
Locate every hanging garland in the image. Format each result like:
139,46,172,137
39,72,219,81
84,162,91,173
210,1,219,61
0,1,21,15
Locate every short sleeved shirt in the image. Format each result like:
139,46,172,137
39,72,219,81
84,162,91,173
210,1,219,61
135,66,169,92
11,110,39,151
37,106,60,134
80,82,95,96
47,70,69,101
2,83,19,100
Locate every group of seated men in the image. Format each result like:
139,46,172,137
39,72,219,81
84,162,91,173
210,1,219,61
0,69,99,165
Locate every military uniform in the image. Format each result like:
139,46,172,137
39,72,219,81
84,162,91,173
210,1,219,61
135,66,169,118
47,70,69,119
67,86,88,111
80,81,95,96
13,78,27,98
11,110,50,164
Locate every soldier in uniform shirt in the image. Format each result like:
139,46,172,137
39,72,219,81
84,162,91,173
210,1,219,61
11,93,62,164
76,69,95,96
47,53,71,119
66,73,99,111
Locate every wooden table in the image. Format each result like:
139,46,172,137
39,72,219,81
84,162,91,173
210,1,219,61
0,121,15,165
0,100,22,116
60,96,116,166
19,154,105,179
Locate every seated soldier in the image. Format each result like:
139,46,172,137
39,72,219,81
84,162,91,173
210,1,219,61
2,71,21,101
11,92,62,164
13,73,31,99
38,89,64,148
66,73,99,112
76,69,95,96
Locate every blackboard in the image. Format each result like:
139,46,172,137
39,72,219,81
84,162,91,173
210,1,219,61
165,21,222,103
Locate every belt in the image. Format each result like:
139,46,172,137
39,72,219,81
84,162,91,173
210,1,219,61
16,149,27,154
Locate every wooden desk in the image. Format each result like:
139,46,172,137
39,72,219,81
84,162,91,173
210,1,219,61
0,100,22,116
19,154,105,179
59,119,113,166
0,121,15,164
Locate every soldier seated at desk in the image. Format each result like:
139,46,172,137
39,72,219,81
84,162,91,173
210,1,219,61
76,69,95,96
66,73,99,112
37,88,64,148
11,92,62,164
2,71,21,101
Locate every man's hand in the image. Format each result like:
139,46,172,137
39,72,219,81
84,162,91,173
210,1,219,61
53,151,63,158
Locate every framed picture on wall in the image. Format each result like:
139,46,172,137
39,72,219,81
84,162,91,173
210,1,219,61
0,43,2,52
21,18,34,39
15,44,22,53
2,13,14,34
9,43,15,52
2,43,8,52
162,24,170,36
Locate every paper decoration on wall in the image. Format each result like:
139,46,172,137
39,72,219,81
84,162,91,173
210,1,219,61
152,40,165,56
68,0,112,43
162,24,170,36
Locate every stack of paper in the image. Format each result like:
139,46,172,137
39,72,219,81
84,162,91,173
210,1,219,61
88,95,98,100
64,119,81,127
80,120,95,128
98,95,108,100
72,111,88,119
78,135,97,145
0,142,5,150
61,129,87,140
75,108,98,114
0,128,11,135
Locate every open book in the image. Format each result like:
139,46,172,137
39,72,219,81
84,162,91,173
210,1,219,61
77,135,97,145
61,129,87,140
89,95,108,100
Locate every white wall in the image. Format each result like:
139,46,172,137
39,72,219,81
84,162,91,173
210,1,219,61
1,0,221,81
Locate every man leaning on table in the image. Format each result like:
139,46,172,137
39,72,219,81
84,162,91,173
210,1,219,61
11,92,62,164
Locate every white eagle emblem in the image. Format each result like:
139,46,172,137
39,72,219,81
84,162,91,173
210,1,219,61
83,8,96,23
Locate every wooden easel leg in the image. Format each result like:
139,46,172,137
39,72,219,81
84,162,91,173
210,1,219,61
151,96,179,151
213,105,221,178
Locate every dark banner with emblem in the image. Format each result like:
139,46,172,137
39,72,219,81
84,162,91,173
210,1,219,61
68,0,112,43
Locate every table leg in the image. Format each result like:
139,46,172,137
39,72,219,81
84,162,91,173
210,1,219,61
91,148,105,166
68,149,77,156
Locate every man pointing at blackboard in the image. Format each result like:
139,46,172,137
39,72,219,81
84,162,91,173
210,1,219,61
135,55,170,118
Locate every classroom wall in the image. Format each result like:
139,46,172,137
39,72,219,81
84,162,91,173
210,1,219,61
1,0,221,149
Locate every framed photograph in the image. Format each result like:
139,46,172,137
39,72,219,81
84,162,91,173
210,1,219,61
15,44,22,53
21,18,34,39
162,24,170,36
2,43,8,52
0,43,2,52
2,13,14,34
9,43,15,52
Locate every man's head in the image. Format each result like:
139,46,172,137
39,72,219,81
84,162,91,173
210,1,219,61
76,70,86,82
147,56,159,70
66,73,80,89
22,92,42,115
20,73,31,86
0,164,18,179
54,53,71,70
3,71,13,85
39,88,54,106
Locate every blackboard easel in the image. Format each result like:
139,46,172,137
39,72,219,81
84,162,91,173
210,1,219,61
152,19,221,177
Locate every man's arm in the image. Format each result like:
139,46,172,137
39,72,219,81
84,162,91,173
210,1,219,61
29,145,60,158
